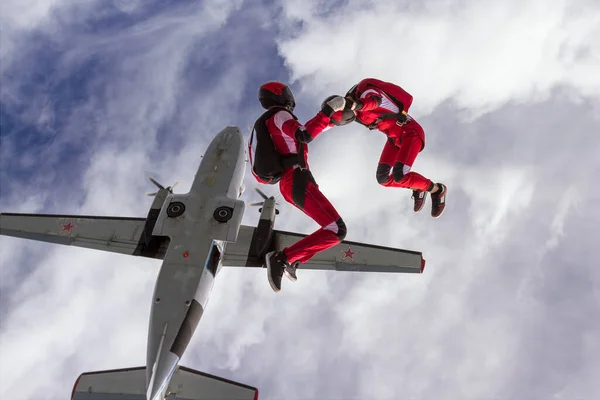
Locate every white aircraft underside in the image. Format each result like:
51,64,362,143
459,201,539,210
0,126,425,400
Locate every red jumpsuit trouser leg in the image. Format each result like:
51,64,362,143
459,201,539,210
377,134,432,191
278,168,346,264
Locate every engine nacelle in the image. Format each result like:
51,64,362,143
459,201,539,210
205,196,244,242
151,193,244,243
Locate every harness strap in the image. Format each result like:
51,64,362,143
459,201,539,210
281,153,302,168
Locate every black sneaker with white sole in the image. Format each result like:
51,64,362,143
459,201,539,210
265,251,287,292
285,261,299,282
412,190,427,212
430,183,447,218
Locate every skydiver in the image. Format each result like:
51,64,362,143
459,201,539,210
250,81,348,293
339,78,448,218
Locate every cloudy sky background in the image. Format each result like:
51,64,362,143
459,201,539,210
1,0,599,399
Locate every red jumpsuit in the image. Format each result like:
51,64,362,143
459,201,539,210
354,79,433,192
266,109,346,264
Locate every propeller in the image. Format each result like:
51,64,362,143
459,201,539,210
146,177,180,197
148,177,164,190
256,188,269,200
248,187,279,207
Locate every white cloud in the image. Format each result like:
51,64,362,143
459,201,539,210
277,0,600,119
1,0,600,400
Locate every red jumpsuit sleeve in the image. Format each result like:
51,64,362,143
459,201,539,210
357,92,383,111
281,111,331,143
356,78,414,112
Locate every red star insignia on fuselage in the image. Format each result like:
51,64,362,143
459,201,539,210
61,221,75,233
342,246,357,261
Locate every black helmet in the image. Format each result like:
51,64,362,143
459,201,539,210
258,81,296,111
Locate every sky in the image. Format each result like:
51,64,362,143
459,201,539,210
1,0,599,399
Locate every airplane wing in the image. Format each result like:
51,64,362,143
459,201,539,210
0,213,168,259
221,226,425,273
1,214,424,272
71,365,258,400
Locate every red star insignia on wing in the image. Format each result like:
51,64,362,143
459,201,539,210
342,246,357,261
61,221,75,233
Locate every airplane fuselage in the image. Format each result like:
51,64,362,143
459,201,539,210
145,127,247,400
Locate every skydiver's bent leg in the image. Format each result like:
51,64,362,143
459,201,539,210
280,168,345,264
376,135,446,214
267,168,345,292
265,168,345,292
377,135,431,191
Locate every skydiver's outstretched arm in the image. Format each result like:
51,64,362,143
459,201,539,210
285,96,346,143
345,92,382,112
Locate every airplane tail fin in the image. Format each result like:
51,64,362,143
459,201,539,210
71,365,258,400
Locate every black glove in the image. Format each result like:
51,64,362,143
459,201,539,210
344,96,363,111
321,95,346,117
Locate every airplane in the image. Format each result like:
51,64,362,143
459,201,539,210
0,126,426,400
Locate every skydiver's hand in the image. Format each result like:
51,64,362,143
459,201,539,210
344,96,363,111
327,95,346,111
321,95,346,117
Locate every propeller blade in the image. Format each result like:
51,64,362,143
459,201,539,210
248,202,264,207
255,187,269,200
170,180,180,190
149,177,164,190
146,192,158,197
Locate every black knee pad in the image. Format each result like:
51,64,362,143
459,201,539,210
392,162,406,182
376,164,391,185
335,218,347,241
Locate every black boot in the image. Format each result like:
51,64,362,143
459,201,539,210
265,251,287,292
